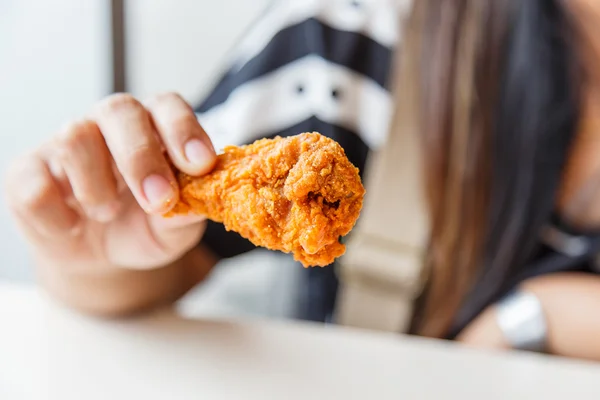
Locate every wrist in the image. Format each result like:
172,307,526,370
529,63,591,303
456,306,511,349
35,253,197,318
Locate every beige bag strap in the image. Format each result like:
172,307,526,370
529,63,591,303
336,122,429,333
335,26,429,332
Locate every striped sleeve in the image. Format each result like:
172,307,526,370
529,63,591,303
197,0,409,259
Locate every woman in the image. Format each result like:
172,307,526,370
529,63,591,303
6,0,600,360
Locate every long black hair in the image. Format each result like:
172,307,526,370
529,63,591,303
452,0,581,336
397,0,582,337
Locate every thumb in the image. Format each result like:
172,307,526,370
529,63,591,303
148,213,207,256
105,210,207,269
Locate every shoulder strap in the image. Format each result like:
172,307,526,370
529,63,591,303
335,18,430,332
335,123,430,333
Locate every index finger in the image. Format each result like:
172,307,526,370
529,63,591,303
145,93,216,176
92,93,178,214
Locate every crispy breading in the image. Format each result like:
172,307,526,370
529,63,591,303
166,132,365,267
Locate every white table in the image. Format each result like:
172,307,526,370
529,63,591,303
1,283,600,400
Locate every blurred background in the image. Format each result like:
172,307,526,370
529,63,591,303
0,0,302,318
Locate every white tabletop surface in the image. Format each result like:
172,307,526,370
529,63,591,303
1,282,600,400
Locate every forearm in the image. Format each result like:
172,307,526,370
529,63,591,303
458,273,600,361
521,273,600,360
37,244,218,317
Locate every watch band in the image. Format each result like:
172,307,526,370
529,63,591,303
495,290,548,352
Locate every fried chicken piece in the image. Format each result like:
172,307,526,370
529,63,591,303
166,132,365,267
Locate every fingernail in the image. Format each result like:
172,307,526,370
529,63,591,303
86,201,120,222
142,174,175,211
184,139,213,170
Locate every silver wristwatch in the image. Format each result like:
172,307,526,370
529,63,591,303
495,289,548,352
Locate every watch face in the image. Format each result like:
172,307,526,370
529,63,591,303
496,290,548,352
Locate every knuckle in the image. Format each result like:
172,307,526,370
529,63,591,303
151,91,185,107
5,158,54,211
21,179,55,212
170,113,199,135
96,93,141,116
57,119,97,148
75,191,109,207
119,142,157,171
69,168,118,203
